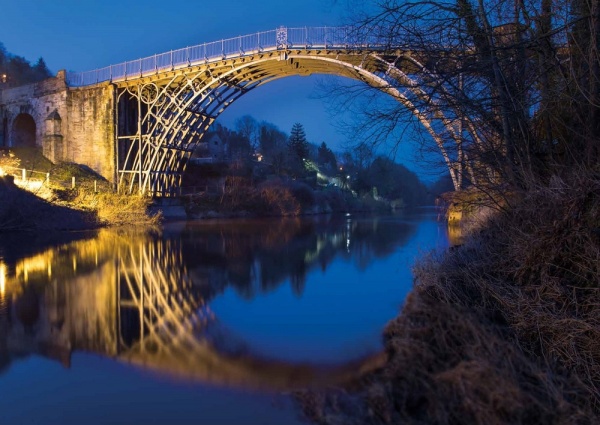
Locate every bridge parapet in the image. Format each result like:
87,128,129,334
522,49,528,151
66,26,396,87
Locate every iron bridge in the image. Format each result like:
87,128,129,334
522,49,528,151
67,26,461,196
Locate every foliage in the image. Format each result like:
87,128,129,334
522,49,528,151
82,192,161,226
288,123,310,160
235,115,260,150
0,43,52,87
259,122,288,162
354,156,430,206
185,178,302,217
287,123,310,177
317,142,337,172
0,150,20,173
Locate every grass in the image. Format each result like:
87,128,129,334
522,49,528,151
296,169,600,424
0,176,97,231
0,148,160,231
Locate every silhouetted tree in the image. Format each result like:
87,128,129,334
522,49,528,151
235,115,259,151
317,141,337,172
288,123,310,160
0,43,51,87
259,122,288,164
288,123,310,177
336,0,600,196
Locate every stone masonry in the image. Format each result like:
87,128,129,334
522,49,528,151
0,71,116,182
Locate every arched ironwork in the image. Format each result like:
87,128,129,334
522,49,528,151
68,27,472,195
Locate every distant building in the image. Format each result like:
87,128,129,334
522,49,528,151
190,133,226,164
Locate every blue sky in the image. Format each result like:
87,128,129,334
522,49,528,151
0,0,444,180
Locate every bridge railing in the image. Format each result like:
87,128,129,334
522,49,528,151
66,26,394,87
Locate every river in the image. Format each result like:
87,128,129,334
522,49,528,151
0,208,452,424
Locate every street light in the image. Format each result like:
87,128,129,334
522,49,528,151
1,74,6,84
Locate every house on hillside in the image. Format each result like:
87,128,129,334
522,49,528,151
190,133,227,164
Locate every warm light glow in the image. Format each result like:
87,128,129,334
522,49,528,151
16,252,54,283
0,166,5,177
0,262,6,295
14,178,44,191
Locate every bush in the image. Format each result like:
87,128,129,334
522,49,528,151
288,181,315,209
259,183,300,216
76,191,161,226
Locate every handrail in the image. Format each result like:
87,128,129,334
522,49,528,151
66,26,393,87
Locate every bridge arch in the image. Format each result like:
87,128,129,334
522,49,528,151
102,28,466,195
11,113,37,148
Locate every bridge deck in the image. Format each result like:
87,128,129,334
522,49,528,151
67,26,399,87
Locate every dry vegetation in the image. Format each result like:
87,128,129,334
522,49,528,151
184,178,379,218
296,169,600,424
0,176,97,231
0,172,160,232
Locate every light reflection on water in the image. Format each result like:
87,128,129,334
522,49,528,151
0,209,449,424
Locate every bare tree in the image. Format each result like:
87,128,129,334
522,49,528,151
235,115,260,151
330,0,599,195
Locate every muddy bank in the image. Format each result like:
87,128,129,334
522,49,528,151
297,171,600,424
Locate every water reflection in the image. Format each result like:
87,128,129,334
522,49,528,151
0,215,421,389
179,216,415,300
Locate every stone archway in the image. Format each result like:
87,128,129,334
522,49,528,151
11,113,37,147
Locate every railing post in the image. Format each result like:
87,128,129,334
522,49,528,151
305,26,308,48
109,65,112,82
72,176,76,189
21,168,26,181
170,50,173,70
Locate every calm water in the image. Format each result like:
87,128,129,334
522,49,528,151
0,208,451,424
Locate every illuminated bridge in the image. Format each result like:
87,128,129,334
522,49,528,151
0,26,464,195
0,229,386,390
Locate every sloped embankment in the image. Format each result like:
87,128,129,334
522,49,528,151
297,171,600,424
0,176,97,231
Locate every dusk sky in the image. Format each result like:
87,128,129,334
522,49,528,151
0,0,442,179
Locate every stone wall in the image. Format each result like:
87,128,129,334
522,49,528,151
65,84,115,181
0,72,116,182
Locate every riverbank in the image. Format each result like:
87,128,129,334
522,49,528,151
0,175,159,231
296,170,600,424
183,180,393,219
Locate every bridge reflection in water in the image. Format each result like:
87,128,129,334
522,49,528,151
0,216,418,389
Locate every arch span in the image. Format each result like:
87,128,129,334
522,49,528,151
109,28,465,195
